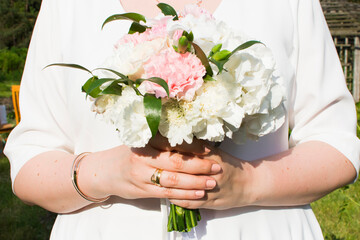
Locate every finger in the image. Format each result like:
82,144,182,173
148,134,210,156
157,170,217,190
151,151,222,175
146,185,206,200
169,199,204,209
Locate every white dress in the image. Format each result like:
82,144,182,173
5,0,360,239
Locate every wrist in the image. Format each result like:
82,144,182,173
244,159,273,206
76,152,111,201
238,159,266,207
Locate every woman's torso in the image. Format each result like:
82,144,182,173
42,0,323,239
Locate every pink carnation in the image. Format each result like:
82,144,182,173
143,48,205,101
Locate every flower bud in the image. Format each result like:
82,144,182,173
211,44,222,54
186,31,194,42
212,50,231,61
178,36,189,53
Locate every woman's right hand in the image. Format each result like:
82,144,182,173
77,145,221,201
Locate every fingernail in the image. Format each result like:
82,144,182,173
211,164,221,173
203,145,211,154
195,190,205,197
206,179,216,188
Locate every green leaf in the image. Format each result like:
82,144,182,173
102,13,146,29
157,3,178,20
210,40,262,74
192,42,213,77
101,81,123,96
210,58,228,74
231,40,263,55
128,22,148,34
143,94,162,138
135,77,169,97
94,68,129,80
44,63,93,75
86,78,115,98
204,74,216,82
129,84,143,96
82,76,102,98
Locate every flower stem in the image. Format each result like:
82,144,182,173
167,204,201,232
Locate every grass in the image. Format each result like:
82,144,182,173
0,103,359,239
0,159,359,239
0,79,20,98
310,102,360,240
0,156,56,240
311,182,360,240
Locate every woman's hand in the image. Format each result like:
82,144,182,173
78,144,222,202
146,135,255,210
166,146,256,210
165,141,357,210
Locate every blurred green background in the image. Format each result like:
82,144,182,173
0,0,359,239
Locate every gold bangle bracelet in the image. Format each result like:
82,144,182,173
71,152,110,203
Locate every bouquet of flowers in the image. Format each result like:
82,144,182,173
48,3,285,233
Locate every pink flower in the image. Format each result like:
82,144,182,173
181,4,214,19
172,30,184,41
142,48,205,101
115,18,170,47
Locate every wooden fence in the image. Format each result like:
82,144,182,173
333,36,360,102
320,0,360,102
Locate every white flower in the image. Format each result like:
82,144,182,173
158,100,195,146
101,87,152,147
91,95,117,114
187,72,245,142
102,38,167,80
90,8,286,148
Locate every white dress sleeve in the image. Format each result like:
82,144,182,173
4,0,75,186
289,0,360,176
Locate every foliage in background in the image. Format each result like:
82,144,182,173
0,0,359,239
0,156,56,240
0,47,27,97
311,102,360,240
0,0,41,97
311,182,360,240
0,0,41,49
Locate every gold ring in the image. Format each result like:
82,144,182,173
150,168,163,187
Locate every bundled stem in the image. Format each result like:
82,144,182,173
167,204,201,232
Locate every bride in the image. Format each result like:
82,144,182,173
5,0,359,239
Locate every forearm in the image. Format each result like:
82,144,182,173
13,145,219,213
13,150,109,213
249,141,357,206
